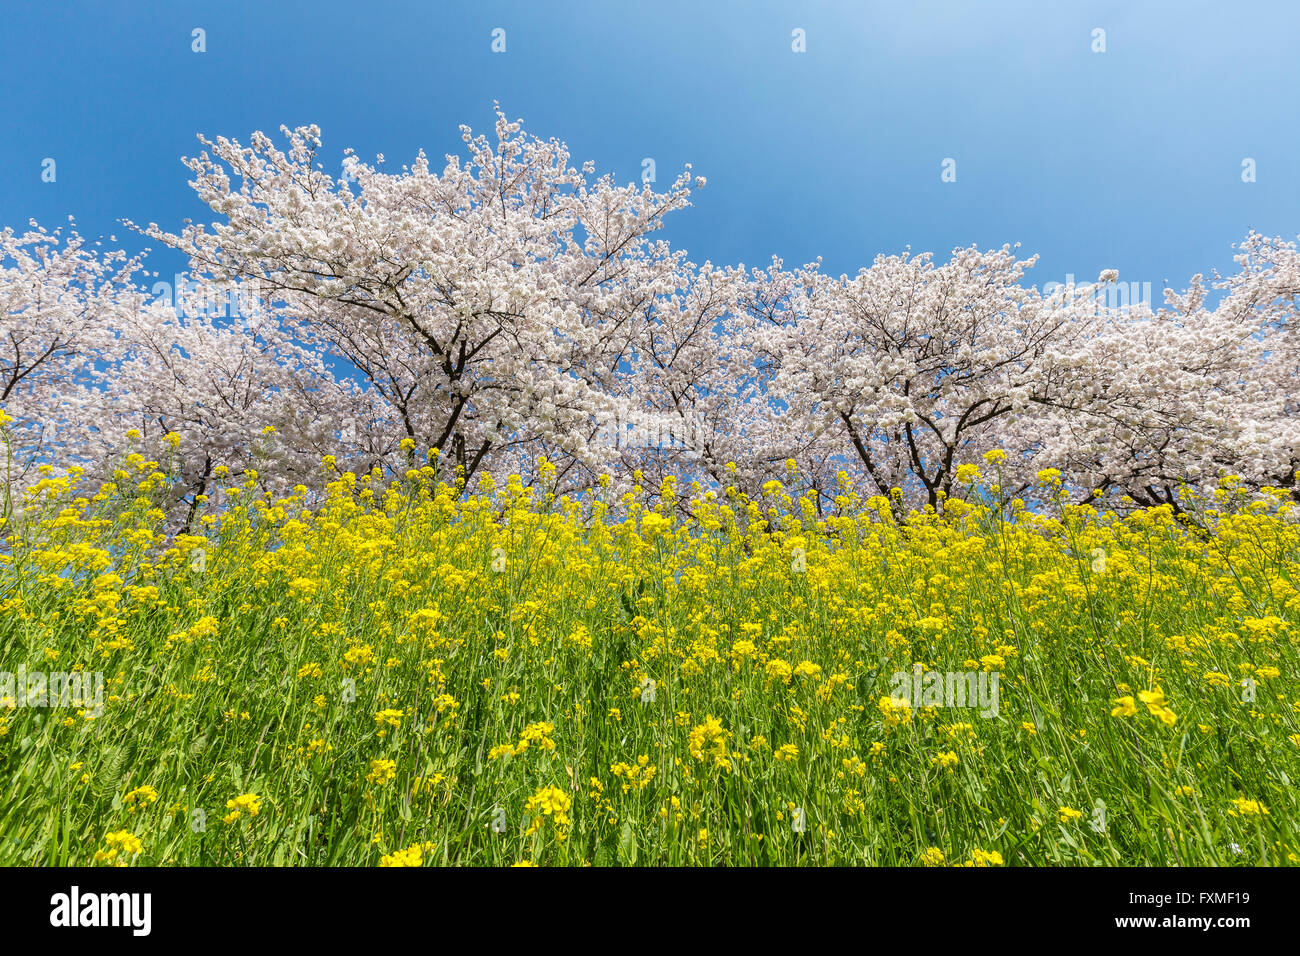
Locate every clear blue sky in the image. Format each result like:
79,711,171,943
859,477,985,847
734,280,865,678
2,0,1297,295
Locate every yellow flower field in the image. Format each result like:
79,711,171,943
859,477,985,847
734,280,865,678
1,449,1298,866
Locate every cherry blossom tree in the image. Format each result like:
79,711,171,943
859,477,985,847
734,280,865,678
0,221,150,484
105,300,354,523
729,237,1300,516
137,108,706,490
735,245,1105,517
4,111,1298,523
1038,235,1300,509
0,221,347,525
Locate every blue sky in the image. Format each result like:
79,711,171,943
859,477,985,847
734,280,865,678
2,0,1297,297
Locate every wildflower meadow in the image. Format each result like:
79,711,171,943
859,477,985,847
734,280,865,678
1,424,1296,867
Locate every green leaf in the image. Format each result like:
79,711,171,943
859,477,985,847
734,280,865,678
618,821,638,865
